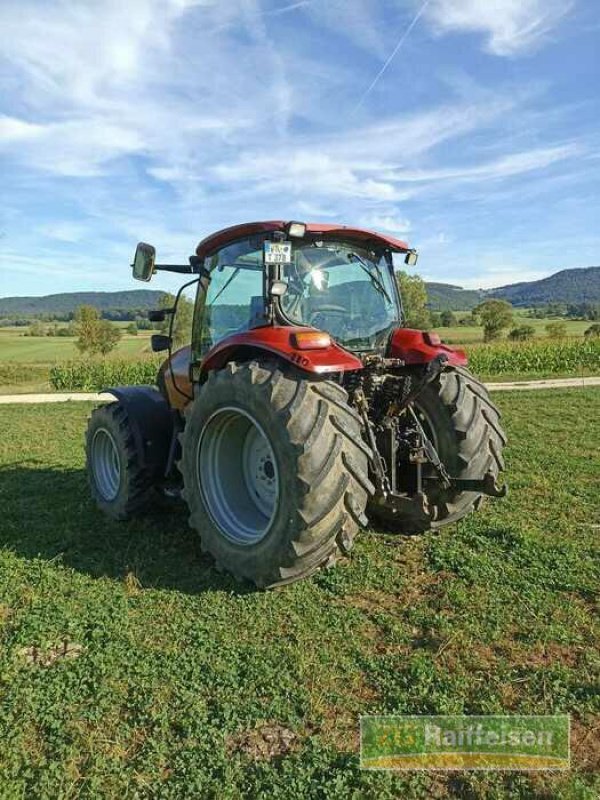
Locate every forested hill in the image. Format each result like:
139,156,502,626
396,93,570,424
424,283,484,311
0,290,164,318
425,267,600,310
489,267,600,307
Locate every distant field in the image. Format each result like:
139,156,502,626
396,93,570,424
434,316,591,344
0,316,598,394
0,328,156,363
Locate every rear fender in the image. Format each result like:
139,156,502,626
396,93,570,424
103,386,174,477
199,327,362,377
389,328,467,367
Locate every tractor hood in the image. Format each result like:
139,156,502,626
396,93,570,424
195,221,410,260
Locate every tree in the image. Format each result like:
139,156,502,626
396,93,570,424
396,271,431,329
475,299,513,342
74,305,121,356
126,322,139,335
27,321,46,337
584,323,600,338
159,292,195,349
96,320,122,355
440,310,457,327
545,321,567,339
508,325,535,342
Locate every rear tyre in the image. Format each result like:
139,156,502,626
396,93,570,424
369,366,506,532
179,361,374,588
86,402,155,520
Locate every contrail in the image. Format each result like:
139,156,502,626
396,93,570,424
352,0,431,114
268,0,317,16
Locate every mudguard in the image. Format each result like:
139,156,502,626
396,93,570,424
103,385,174,477
388,328,467,367
200,326,363,377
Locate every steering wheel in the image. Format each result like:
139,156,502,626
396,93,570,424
310,304,348,321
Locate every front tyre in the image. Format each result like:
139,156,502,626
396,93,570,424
179,361,374,588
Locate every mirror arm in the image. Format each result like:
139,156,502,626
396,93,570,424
154,264,196,274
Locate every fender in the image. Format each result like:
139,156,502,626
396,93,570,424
200,326,363,377
103,385,174,477
389,328,467,367
158,345,193,412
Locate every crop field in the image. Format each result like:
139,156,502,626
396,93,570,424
0,328,158,394
1,315,598,394
0,389,598,798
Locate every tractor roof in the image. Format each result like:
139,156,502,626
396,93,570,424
195,221,410,259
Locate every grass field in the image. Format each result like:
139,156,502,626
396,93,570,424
0,328,155,363
0,390,598,797
434,317,591,345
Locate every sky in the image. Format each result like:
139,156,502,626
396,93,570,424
0,0,599,298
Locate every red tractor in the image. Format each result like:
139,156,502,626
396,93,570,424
86,221,506,587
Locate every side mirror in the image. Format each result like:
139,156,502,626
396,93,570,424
151,333,171,352
132,242,156,282
148,308,174,323
404,250,418,266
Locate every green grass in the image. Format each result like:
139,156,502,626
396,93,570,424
0,390,598,797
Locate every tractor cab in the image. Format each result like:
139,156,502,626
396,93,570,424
132,221,419,396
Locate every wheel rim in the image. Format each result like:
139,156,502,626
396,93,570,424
91,428,121,501
197,406,279,546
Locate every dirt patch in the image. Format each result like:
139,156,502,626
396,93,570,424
226,723,298,761
571,716,600,772
18,640,84,667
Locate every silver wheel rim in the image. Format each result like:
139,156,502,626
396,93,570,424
197,406,279,546
91,428,121,501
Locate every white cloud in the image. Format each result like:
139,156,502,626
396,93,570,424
389,144,581,185
38,222,89,243
424,0,573,56
360,213,411,234
458,265,550,289
0,116,144,176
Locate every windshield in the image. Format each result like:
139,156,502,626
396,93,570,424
280,241,399,351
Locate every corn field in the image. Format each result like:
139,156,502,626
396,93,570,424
50,359,160,391
467,338,600,376
47,338,600,390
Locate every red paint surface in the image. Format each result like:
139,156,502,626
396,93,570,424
201,326,363,376
389,328,468,366
196,221,410,259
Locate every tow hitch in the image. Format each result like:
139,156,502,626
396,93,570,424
409,403,508,499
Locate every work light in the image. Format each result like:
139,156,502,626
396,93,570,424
286,221,306,238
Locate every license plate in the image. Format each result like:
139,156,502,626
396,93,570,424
264,241,292,264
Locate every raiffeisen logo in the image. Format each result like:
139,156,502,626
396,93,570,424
360,715,570,770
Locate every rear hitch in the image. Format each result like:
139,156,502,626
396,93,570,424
449,472,508,498
354,387,391,497
408,407,507,498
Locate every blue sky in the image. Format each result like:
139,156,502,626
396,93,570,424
0,0,598,298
